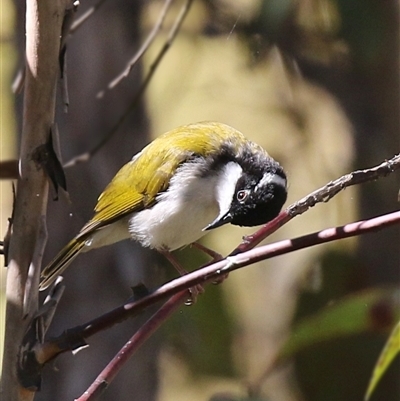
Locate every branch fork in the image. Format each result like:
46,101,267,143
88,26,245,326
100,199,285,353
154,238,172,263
15,152,400,395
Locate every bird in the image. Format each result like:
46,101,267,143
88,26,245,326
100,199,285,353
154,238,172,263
39,122,287,290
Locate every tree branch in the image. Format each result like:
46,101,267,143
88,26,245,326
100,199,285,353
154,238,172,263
0,0,68,399
27,208,398,397
64,0,194,168
69,0,108,34
14,152,399,391
232,153,400,255
28,210,400,372
75,291,188,401
98,0,174,96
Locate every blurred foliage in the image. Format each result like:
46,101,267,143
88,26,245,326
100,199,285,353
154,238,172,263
1,0,398,400
281,288,400,361
365,321,400,401
204,0,388,68
336,0,386,65
291,251,400,401
163,247,236,377
209,394,268,401
143,0,399,399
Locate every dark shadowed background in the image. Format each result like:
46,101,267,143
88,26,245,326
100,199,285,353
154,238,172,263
1,1,399,400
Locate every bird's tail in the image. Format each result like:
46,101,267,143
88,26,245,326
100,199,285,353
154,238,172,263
39,238,86,291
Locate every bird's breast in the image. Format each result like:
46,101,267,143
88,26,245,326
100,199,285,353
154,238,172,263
128,162,221,251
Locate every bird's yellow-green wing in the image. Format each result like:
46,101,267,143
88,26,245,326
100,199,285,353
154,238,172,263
40,238,86,290
78,122,245,237
40,122,247,290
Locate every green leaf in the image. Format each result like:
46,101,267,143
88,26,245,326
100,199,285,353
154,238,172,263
365,321,400,401
279,288,400,362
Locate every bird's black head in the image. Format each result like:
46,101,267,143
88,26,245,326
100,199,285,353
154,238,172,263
229,166,287,226
205,163,287,230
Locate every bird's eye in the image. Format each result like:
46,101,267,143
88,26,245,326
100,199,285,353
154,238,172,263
236,190,249,203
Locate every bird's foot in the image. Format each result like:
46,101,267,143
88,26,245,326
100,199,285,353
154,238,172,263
160,250,204,305
192,242,229,285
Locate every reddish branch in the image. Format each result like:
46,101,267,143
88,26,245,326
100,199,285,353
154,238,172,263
233,153,400,254
14,153,400,393
42,209,400,401
75,291,188,401
32,210,400,365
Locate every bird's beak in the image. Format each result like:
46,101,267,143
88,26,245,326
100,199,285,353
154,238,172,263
204,212,233,231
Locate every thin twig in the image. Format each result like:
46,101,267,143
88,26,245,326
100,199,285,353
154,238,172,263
60,2,80,113
11,1,79,97
231,153,400,255
70,0,108,34
63,0,194,168
98,0,174,97
31,209,400,368
75,291,188,401
18,155,399,388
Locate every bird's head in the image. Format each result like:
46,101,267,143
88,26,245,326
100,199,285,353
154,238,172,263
205,159,287,230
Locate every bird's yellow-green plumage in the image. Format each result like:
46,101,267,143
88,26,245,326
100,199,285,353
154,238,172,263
80,122,247,234
40,122,252,290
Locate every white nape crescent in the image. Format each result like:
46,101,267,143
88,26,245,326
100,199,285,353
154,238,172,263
256,172,287,192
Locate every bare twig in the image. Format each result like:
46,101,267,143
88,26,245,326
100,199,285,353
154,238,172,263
64,0,194,168
60,1,79,113
98,0,174,97
232,153,400,255
19,154,400,371
28,209,400,371
288,153,400,215
75,291,188,401
60,0,79,49
70,0,108,34
12,67,25,94
11,1,79,98
16,155,399,390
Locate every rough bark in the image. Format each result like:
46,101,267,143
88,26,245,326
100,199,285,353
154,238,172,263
1,1,66,400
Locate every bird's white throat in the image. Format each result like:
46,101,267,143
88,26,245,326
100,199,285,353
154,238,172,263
127,160,243,251
212,161,243,226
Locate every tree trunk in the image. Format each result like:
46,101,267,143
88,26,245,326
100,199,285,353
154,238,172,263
1,1,65,400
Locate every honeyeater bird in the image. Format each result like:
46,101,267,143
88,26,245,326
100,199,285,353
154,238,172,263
39,122,287,290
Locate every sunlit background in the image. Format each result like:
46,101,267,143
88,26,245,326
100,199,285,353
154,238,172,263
1,1,399,400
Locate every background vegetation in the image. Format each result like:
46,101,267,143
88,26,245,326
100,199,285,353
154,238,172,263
0,1,399,400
